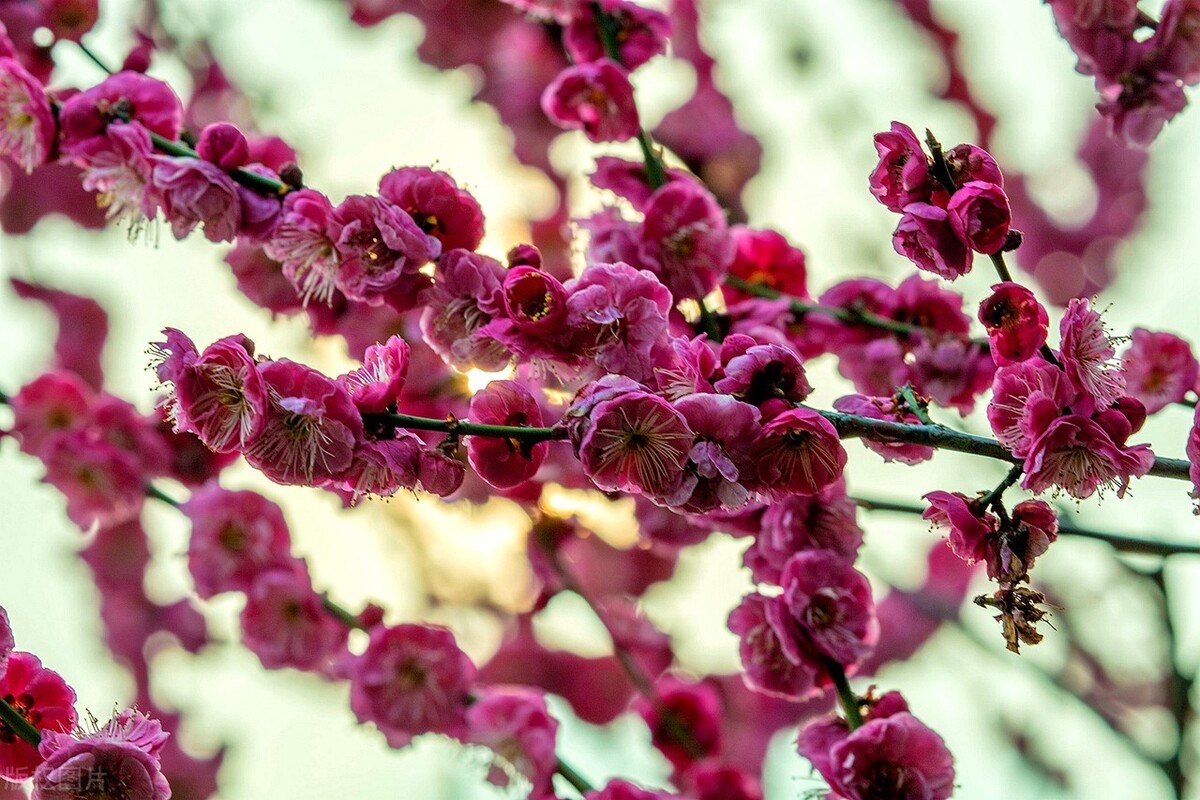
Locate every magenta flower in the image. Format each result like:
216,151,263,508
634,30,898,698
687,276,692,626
715,343,813,409
542,59,639,143
181,483,294,598
1022,414,1155,499
667,393,760,512
336,436,423,502
0,57,54,173
466,381,548,490
744,480,863,584
749,408,846,498
9,371,93,457
634,677,722,773
798,707,955,800
683,764,763,800
0,609,10,683
195,122,249,169
40,430,145,530
263,189,340,307
9,279,109,392
773,550,878,668
244,359,363,486
74,123,157,231
590,156,690,211
721,226,809,305
419,249,511,371
378,166,485,253
337,335,411,414
1120,328,1198,414
241,564,349,672
330,194,438,307
564,0,670,70
150,156,242,243
893,203,973,280
947,180,1011,254
944,143,1004,187
988,358,1077,458
868,122,933,212
908,335,996,415
0,653,77,783
1059,297,1125,409
501,266,569,335
32,710,170,800
57,71,182,157
565,262,673,382
348,624,475,748
416,448,466,497
922,491,999,567
1158,0,1200,84
978,282,1049,366
727,593,818,700
158,331,270,454
579,391,693,500
465,687,559,798
637,180,734,300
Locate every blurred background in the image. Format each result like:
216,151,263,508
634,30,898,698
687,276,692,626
2,0,1200,797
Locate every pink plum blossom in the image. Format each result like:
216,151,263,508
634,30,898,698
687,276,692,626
40,430,145,530
348,624,475,748
667,393,760,512
797,700,955,800
181,483,293,598
0,653,77,783
743,479,863,584
31,710,169,800
715,343,812,409
944,143,1003,187
243,359,363,486
150,156,242,243
330,194,438,308
634,677,722,773
419,249,511,371
988,358,1077,458
728,593,819,700
378,166,485,253
869,122,933,212
338,335,411,414
579,390,693,500
922,491,999,567
893,203,973,279
947,180,1011,254
465,687,559,798
1120,328,1198,413
542,59,639,143
585,779,683,800
1022,414,1154,499
156,331,269,454
9,371,93,457
721,226,809,305
773,550,878,669
336,436,423,502
1059,297,1125,408
9,279,109,391
466,381,548,489
73,122,157,231
564,0,670,70
978,282,1049,366
565,262,673,382
637,180,734,300
195,122,248,169
57,71,182,157
749,408,847,498
240,564,349,672
263,189,340,307
0,57,54,172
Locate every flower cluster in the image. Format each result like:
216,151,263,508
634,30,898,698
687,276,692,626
870,122,1013,279
797,691,955,800
1047,0,1200,146
152,330,471,498
0,603,175,800
565,335,847,511
539,0,670,143
988,298,1154,499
